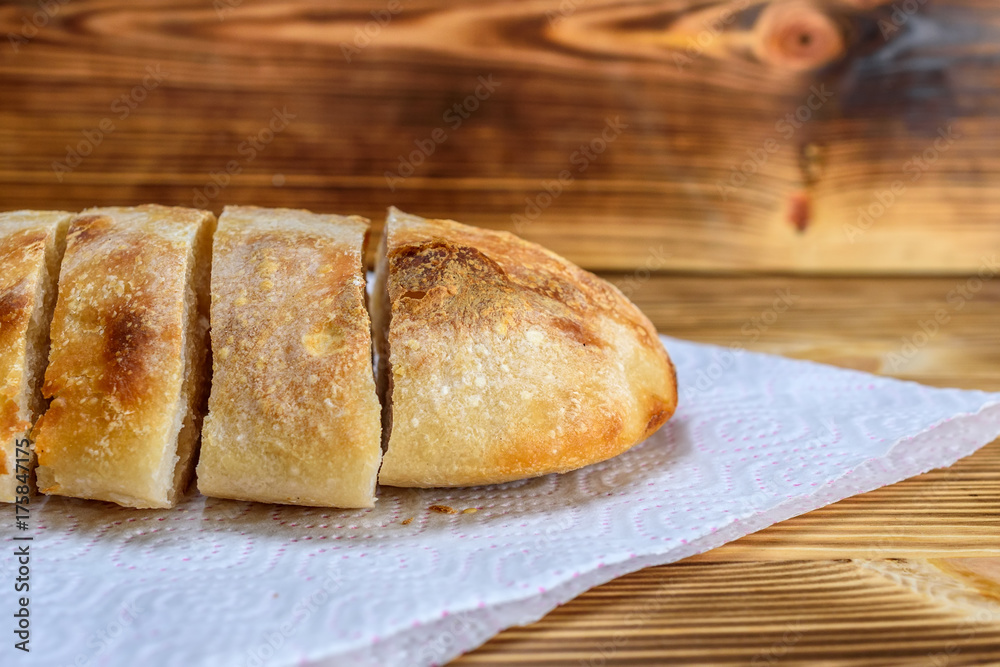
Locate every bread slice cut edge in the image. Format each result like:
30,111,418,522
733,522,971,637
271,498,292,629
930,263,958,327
33,206,216,508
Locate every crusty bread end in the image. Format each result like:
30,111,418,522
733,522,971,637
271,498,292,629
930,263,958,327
0,211,72,502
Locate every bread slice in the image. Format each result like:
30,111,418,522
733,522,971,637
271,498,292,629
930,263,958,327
0,211,72,503
197,206,382,508
33,205,216,508
375,208,678,487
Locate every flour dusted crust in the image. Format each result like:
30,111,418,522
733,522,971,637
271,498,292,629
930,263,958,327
19,202,673,505
197,207,382,508
0,211,71,502
376,208,677,487
32,205,216,509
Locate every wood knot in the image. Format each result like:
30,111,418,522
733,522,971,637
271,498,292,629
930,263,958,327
754,0,846,71
787,189,811,233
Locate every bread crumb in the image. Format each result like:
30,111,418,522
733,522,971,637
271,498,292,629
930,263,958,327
429,505,458,514
462,508,478,514
401,517,414,525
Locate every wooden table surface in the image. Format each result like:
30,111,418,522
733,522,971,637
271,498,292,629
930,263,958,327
2,0,1000,664
454,274,1000,667
452,275,1000,665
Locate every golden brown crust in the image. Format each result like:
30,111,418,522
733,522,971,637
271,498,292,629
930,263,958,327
377,208,678,487
196,206,382,508
32,205,215,508
0,211,72,501
0,277,33,445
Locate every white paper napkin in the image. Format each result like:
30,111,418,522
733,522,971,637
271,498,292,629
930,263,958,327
5,336,1000,667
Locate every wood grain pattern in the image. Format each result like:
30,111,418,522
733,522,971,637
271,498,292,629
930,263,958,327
457,559,1000,665
2,0,1000,272
628,274,1000,392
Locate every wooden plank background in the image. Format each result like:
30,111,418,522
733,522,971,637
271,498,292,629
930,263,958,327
2,0,999,664
2,0,999,272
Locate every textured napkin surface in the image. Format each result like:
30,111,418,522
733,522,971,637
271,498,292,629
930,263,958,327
5,336,1000,667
